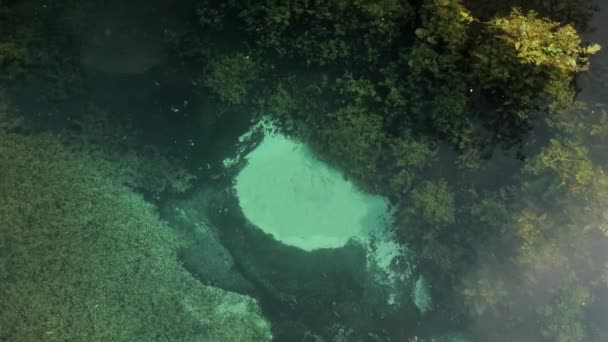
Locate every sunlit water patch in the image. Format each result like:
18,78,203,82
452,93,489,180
234,131,390,251
227,118,420,306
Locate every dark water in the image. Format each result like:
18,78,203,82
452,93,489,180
1,1,608,341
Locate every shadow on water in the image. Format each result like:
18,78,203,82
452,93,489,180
182,181,455,341
7,0,254,178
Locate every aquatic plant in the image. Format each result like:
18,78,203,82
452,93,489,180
0,106,271,341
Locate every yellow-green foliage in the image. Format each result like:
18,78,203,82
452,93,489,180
472,9,599,119
524,138,594,195
463,0,596,33
461,136,608,341
490,9,599,72
0,109,270,341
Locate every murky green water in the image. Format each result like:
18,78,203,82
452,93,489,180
1,1,607,341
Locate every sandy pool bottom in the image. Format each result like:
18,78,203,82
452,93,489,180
234,132,390,251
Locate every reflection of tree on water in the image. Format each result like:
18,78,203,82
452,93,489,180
1,0,608,341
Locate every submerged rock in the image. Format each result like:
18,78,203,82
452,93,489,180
194,117,425,340
413,275,433,314
162,190,257,295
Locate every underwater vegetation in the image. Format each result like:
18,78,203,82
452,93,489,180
0,103,271,341
1,0,608,341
